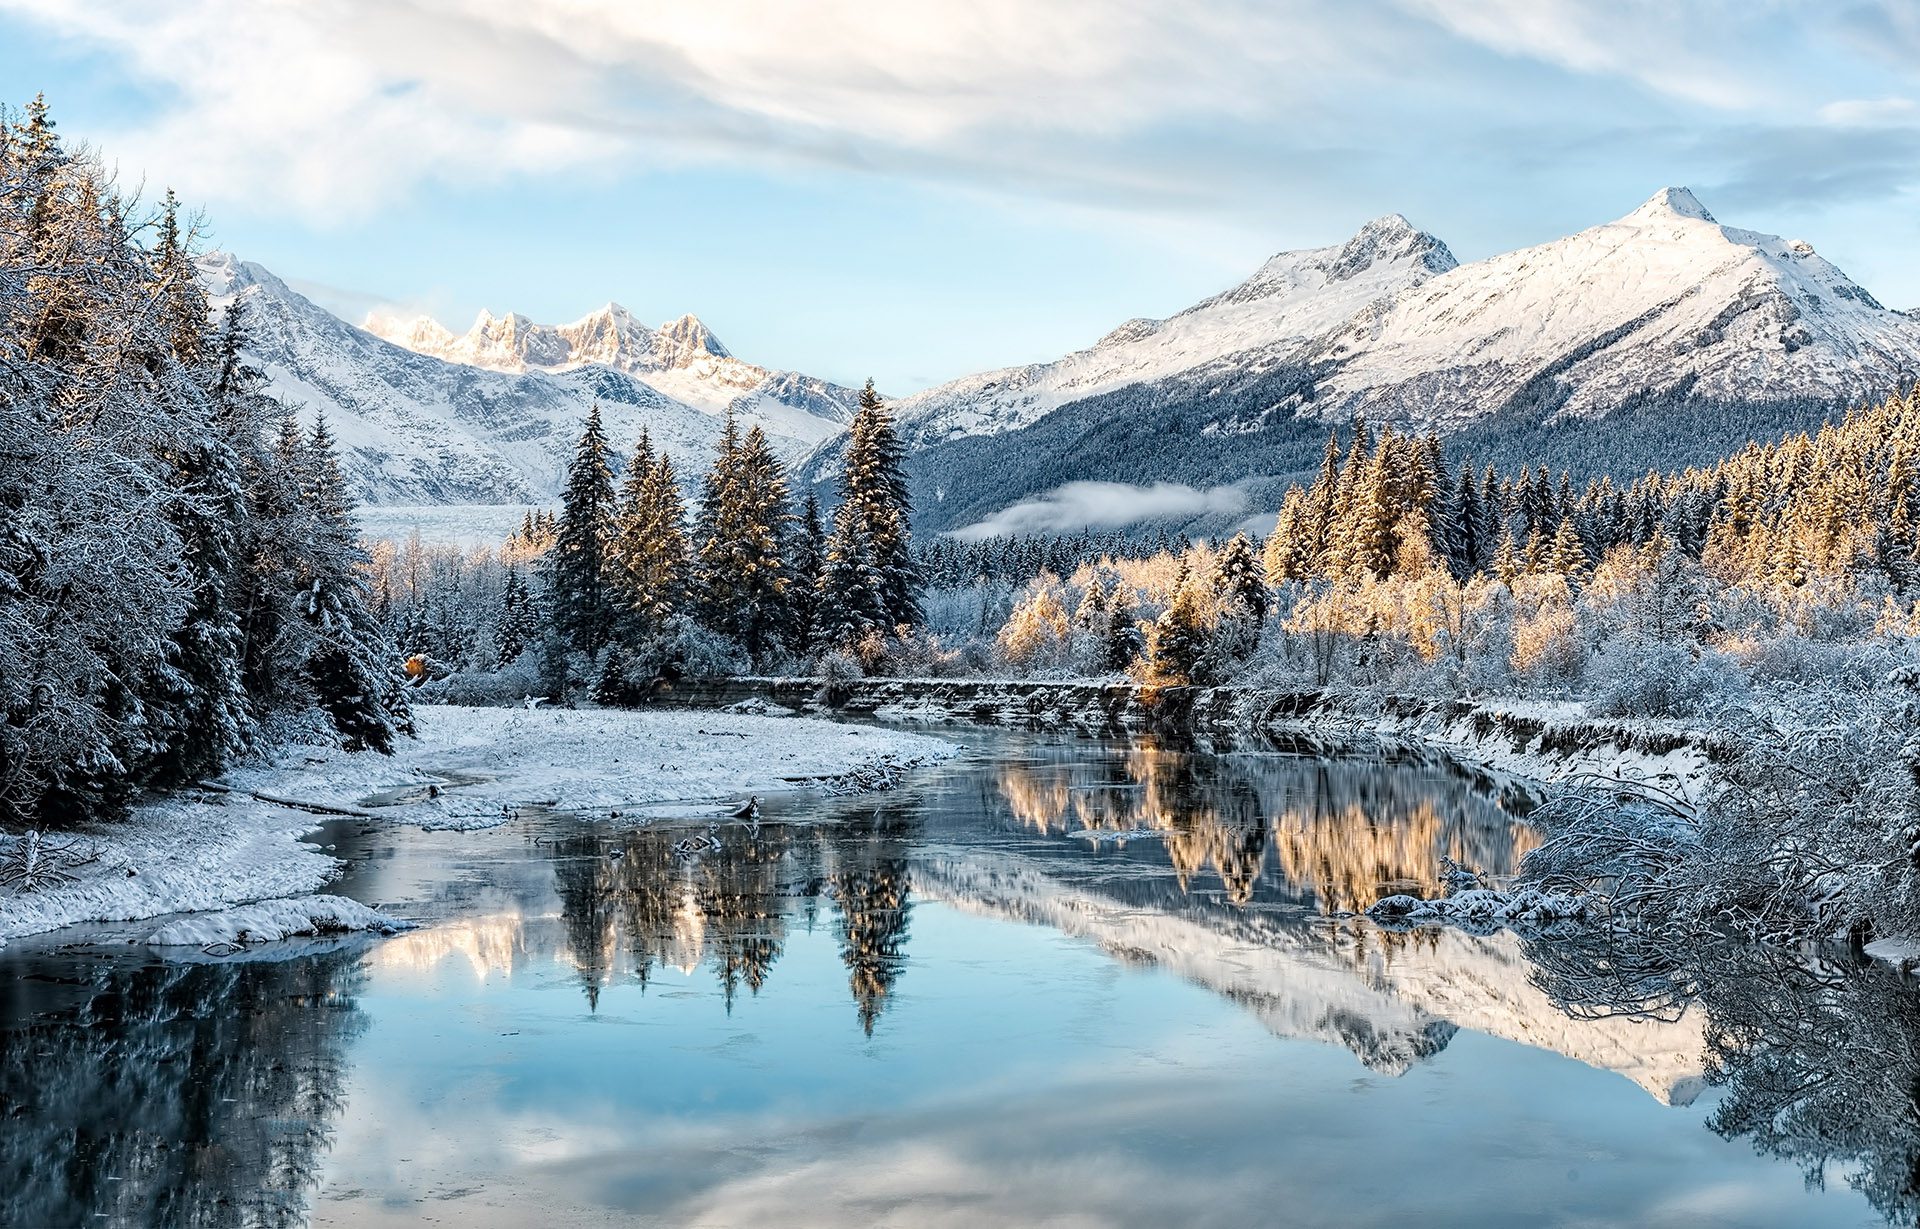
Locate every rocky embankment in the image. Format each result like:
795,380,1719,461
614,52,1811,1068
655,677,1713,797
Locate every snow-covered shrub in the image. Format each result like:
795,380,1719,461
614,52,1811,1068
1732,633,1896,689
1586,639,1748,720
878,626,965,677
425,654,545,707
1509,574,1586,689
253,708,345,753
995,574,1075,675
1771,576,1880,642
816,649,863,707
627,616,749,682
1528,650,1920,945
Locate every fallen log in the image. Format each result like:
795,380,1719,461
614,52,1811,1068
194,781,378,820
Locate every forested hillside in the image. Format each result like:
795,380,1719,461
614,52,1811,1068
0,99,406,826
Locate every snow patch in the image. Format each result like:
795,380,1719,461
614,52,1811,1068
1864,936,1920,973
1367,888,1596,929
146,895,414,949
0,705,957,944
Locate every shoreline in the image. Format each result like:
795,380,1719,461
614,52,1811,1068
0,704,956,949
655,675,1718,802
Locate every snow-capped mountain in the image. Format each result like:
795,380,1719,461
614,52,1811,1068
201,255,860,504
836,188,1920,532
890,213,1459,449
1287,187,1920,428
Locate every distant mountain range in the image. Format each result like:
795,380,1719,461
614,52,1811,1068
200,255,859,504
803,187,1920,531
210,187,1920,532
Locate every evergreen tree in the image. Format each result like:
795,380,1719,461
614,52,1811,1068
819,380,918,648
1547,516,1591,582
1143,581,1214,687
788,491,829,654
550,403,617,655
609,430,691,646
289,417,407,751
1210,533,1268,623
695,414,793,663
495,567,540,665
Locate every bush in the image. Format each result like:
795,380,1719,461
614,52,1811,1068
1586,639,1747,720
816,649,863,707
423,653,546,707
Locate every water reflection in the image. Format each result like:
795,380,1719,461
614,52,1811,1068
545,806,917,1033
987,741,1539,910
1530,932,1920,1224
0,944,366,1228
2,737,1911,1227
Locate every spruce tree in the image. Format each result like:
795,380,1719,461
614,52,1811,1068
788,491,828,654
1144,581,1214,687
611,443,690,647
695,413,793,664
819,379,918,648
1210,533,1268,623
495,567,540,665
1548,516,1591,582
291,416,406,752
550,403,617,655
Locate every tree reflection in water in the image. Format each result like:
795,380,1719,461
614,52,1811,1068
1529,931,1920,1225
0,943,366,1229
546,741,1537,1040
552,803,918,1034
990,739,1539,911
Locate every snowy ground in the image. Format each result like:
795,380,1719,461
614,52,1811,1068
0,705,956,948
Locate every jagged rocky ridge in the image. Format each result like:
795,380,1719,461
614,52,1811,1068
200,255,860,504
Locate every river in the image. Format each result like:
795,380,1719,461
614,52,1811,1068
0,731,1903,1227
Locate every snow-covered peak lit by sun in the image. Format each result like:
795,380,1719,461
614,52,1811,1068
1628,186,1716,224
362,302,734,377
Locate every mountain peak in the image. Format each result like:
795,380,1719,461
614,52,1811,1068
1630,186,1716,224
1331,214,1458,280
656,313,730,362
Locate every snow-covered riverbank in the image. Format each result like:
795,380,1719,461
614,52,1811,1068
663,676,1717,801
0,705,956,947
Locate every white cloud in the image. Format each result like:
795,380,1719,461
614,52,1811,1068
6,0,1918,232
1818,97,1920,127
947,481,1249,540
1394,0,1769,110
0,0,1344,221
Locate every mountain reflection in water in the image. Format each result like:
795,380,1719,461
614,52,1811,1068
2,737,1918,1227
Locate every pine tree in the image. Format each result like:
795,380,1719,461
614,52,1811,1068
550,403,617,655
788,491,828,654
290,417,407,752
495,566,540,665
1493,527,1522,585
610,429,689,646
1547,516,1591,583
694,415,793,663
1143,581,1214,687
1210,533,1268,623
818,380,918,649
1104,581,1144,672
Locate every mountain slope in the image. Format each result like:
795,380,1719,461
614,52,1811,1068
818,189,1920,533
890,213,1458,449
203,256,859,504
1292,187,1920,429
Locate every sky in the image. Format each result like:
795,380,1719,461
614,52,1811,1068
5,0,1920,394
